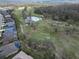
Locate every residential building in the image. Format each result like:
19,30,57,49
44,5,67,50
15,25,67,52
0,14,5,37
12,51,33,59
0,42,19,58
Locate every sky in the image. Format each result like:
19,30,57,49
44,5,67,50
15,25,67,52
0,0,79,4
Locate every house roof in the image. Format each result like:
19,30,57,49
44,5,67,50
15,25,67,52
0,14,4,29
5,22,15,27
12,51,33,59
0,14,5,37
5,17,14,22
2,27,17,40
0,42,19,58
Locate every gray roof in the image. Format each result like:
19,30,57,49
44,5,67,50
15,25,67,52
0,42,19,58
0,14,5,37
0,14,4,29
12,51,33,59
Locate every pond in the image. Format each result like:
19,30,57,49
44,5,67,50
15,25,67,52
26,16,42,22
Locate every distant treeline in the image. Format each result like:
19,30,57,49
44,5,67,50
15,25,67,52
34,4,79,25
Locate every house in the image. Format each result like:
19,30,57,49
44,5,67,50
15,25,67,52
1,9,11,18
5,17,14,23
5,21,15,27
5,14,11,18
0,42,19,58
12,51,33,59
0,14,5,37
2,20,17,44
2,27,17,44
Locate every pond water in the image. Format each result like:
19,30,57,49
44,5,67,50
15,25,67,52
27,16,42,22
